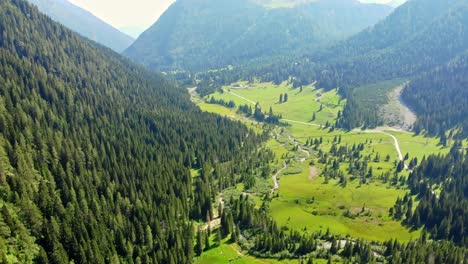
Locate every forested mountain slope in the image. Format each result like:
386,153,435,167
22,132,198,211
401,52,468,137
26,0,134,52
317,0,463,61
206,0,467,133
0,0,266,262
404,142,467,246
313,0,468,89
125,0,392,71
333,0,468,131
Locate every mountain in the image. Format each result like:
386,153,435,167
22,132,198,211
26,0,134,52
401,52,468,137
0,0,266,262
197,0,467,134
124,0,392,71
314,0,467,88
314,0,468,131
318,0,465,62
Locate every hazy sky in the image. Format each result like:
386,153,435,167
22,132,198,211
68,0,405,37
69,0,175,34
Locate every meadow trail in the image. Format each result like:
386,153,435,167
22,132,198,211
287,134,311,159
203,88,410,189
222,89,256,105
281,119,322,127
201,195,224,231
355,128,408,169
272,161,287,193
222,89,407,165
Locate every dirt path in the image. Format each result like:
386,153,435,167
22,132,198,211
201,195,225,231
281,118,322,127
287,135,311,160
309,166,319,181
201,218,221,231
355,128,408,169
222,89,256,105
187,87,198,101
272,162,287,193
229,244,269,264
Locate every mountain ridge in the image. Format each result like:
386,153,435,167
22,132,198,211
0,0,265,261
26,0,134,52
125,0,392,71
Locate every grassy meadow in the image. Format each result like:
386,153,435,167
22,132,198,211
191,81,451,262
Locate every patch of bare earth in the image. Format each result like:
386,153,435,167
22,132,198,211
379,85,417,131
309,166,319,181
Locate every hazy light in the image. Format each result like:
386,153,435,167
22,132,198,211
69,0,175,31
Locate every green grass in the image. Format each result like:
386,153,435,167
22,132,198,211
195,238,301,264
387,131,449,161
270,162,420,242
198,102,238,117
210,81,344,125
191,81,448,246
196,100,265,134
191,169,200,178
286,123,448,166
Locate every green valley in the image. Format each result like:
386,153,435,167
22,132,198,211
1,0,466,263
191,80,456,262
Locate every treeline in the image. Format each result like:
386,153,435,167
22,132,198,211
0,0,268,262
218,195,467,263
196,78,222,97
223,196,319,259
238,103,283,125
315,138,409,187
401,142,467,246
207,97,236,108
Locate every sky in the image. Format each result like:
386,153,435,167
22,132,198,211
69,0,175,38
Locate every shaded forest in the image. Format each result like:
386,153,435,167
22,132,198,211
0,0,269,262
402,53,468,137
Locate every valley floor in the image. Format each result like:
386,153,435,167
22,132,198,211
190,81,452,263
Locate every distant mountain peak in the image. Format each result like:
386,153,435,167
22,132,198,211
26,0,134,52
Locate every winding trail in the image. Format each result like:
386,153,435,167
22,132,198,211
199,88,409,194
287,135,311,159
272,162,287,193
354,128,408,169
271,134,312,193
281,119,322,127
201,218,221,231
201,195,224,231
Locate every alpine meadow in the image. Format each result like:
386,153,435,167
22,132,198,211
0,0,467,263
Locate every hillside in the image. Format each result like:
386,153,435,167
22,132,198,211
26,0,134,52
311,0,468,87
124,0,392,71
0,0,266,262
213,0,467,132
401,52,468,137
326,0,468,130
